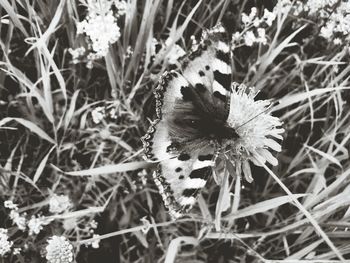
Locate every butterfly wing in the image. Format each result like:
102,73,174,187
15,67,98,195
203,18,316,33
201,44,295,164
181,25,232,116
155,149,215,219
142,71,216,218
142,25,232,218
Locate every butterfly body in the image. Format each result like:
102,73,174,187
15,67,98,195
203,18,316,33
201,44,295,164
142,25,235,218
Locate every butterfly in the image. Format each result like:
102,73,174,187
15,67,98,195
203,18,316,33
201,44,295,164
142,25,239,219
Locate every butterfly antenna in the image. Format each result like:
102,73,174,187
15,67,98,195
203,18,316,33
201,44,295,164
235,101,279,130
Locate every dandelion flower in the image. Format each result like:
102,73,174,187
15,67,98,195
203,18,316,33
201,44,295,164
49,194,72,214
0,228,13,256
225,83,284,182
45,236,74,263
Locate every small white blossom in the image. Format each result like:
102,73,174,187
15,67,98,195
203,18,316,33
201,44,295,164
226,83,284,182
241,13,250,25
28,215,50,236
273,0,293,15
68,47,86,64
249,7,257,20
45,236,73,263
10,210,26,230
77,11,120,56
63,218,78,231
49,194,72,214
4,200,18,210
243,31,256,46
0,228,13,256
242,7,258,25
91,106,105,124
90,234,100,249
333,38,342,45
86,0,113,16
13,247,21,255
320,22,335,39
114,0,127,16
263,9,276,26
89,220,98,229
257,28,267,45
306,0,337,14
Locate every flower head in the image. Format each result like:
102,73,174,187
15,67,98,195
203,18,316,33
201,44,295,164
77,12,120,57
28,215,50,235
9,210,26,230
45,236,74,263
49,194,72,214
4,200,18,210
225,83,284,182
0,228,13,256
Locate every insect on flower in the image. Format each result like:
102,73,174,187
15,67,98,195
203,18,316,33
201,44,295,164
142,25,284,219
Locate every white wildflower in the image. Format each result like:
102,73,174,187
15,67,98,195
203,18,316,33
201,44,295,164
63,218,78,231
114,0,127,16
77,11,120,56
89,220,98,229
273,0,293,15
49,194,72,214
13,247,21,255
306,0,337,14
263,9,276,26
333,38,342,45
0,228,13,256
243,31,256,46
241,13,250,25
28,215,50,235
232,32,241,42
242,7,257,25
45,236,73,263
253,17,261,27
226,83,284,183
86,52,101,68
86,0,113,16
320,22,335,39
91,106,105,124
4,200,18,210
9,210,26,231
90,234,100,249
68,47,85,64
257,28,267,45
249,7,257,20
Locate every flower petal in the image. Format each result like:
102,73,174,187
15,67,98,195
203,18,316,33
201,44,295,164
242,161,253,183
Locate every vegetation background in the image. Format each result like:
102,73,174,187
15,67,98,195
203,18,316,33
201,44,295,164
0,0,350,262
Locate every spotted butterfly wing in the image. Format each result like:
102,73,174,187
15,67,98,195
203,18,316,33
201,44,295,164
142,25,232,218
